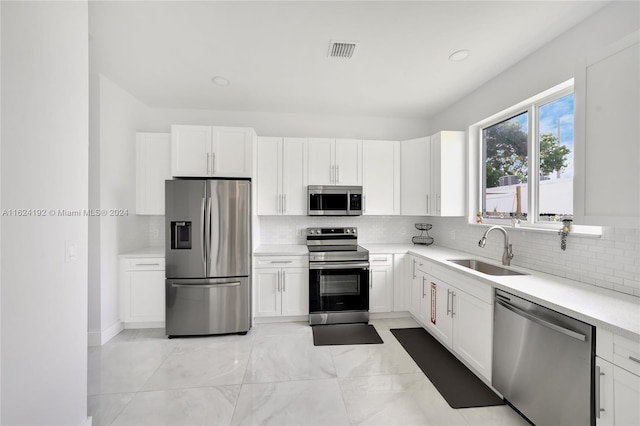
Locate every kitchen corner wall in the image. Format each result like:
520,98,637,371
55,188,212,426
427,217,640,298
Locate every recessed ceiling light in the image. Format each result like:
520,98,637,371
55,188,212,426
211,76,230,86
448,49,470,62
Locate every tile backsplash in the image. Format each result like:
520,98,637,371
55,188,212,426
427,217,640,298
259,216,428,245
147,213,639,298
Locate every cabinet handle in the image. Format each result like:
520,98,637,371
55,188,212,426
412,259,416,279
437,194,441,214
446,289,451,316
372,258,387,262
370,270,373,289
282,270,286,292
134,263,161,266
629,356,640,364
284,194,287,213
331,165,335,184
270,261,292,264
426,195,429,214
422,276,426,297
206,153,210,174
337,165,340,183
451,291,456,317
595,366,605,418
277,271,281,292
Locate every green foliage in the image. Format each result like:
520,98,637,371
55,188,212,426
484,120,571,187
484,119,528,188
539,133,570,176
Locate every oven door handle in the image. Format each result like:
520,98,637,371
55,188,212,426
309,262,370,270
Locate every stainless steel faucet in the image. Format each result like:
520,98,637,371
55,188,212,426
478,226,514,266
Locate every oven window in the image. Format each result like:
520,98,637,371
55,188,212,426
309,193,347,211
320,275,360,296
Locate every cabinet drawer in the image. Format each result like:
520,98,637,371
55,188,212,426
254,256,308,268
125,258,165,271
369,254,392,266
614,334,640,376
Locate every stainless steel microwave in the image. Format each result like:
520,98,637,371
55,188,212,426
307,185,363,216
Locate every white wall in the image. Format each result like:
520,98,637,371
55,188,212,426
425,1,640,297
88,75,151,344
1,1,89,424
145,108,430,141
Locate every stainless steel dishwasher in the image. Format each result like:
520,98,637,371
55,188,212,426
493,289,595,426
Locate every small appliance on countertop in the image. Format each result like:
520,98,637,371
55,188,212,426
307,227,370,325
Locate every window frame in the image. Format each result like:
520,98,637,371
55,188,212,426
471,79,599,235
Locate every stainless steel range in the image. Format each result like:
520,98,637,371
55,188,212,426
307,227,370,325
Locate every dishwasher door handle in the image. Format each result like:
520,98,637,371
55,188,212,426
496,300,587,342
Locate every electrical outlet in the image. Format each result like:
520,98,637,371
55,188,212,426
65,240,78,263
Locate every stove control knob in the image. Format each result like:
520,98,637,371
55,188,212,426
345,228,351,234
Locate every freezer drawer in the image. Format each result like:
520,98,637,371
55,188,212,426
166,277,250,336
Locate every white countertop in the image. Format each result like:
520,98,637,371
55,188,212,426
366,243,640,342
119,247,165,258
254,244,308,256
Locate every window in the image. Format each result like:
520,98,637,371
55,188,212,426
480,84,574,226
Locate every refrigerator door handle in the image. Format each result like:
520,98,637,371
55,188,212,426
205,196,212,268
200,197,206,274
171,281,241,289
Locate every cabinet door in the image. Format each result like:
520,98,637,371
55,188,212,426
614,365,640,426
171,125,212,177
129,270,165,322
370,262,393,313
136,133,171,215
427,276,453,349
595,357,614,426
335,139,362,185
393,254,409,312
307,138,334,185
452,289,492,381
575,32,640,227
432,131,465,217
282,138,308,215
281,268,309,316
212,127,253,177
363,140,399,215
401,137,430,215
255,268,282,317
256,137,283,215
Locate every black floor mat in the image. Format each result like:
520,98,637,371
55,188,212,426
390,327,505,409
312,324,383,346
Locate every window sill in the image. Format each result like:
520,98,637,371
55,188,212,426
469,220,603,238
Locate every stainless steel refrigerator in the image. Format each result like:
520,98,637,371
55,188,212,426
165,179,251,337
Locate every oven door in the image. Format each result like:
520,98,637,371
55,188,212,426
309,262,369,313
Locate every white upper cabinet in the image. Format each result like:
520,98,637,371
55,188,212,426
136,132,171,215
575,31,640,228
363,140,400,215
256,137,307,215
307,138,362,186
401,136,431,215
430,131,465,216
171,125,254,177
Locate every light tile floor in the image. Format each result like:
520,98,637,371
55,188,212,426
88,317,530,426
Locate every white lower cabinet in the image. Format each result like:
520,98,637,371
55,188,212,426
393,254,410,312
369,254,394,313
596,329,640,425
409,257,493,381
409,256,430,324
119,257,166,325
254,255,309,317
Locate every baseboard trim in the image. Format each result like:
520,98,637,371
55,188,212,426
87,321,124,347
123,321,165,329
253,315,308,324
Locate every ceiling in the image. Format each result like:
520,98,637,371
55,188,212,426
89,1,609,120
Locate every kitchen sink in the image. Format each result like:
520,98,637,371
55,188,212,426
447,259,528,276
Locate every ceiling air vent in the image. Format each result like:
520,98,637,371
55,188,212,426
328,40,358,59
